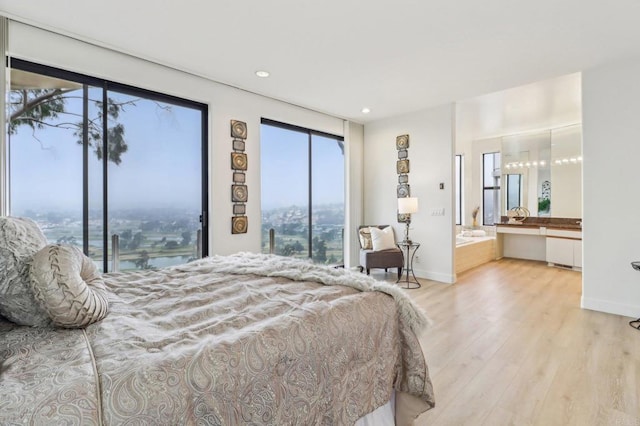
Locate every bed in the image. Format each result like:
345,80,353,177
0,217,435,425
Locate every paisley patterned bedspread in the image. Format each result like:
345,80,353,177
1,256,434,425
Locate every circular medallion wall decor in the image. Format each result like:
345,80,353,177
397,184,410,198
396,134,413,224
232,216,248,234
397,159,410,174
230,119,249,234
232,185,248,203
396,134,409,150
231,152,248,170
231,120,248,139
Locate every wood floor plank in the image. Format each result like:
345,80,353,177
369,258,640,425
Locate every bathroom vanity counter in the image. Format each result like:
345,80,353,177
495,218,582,270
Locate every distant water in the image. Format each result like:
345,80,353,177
119,255,192,271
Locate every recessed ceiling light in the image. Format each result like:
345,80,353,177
361,107,371,114
255,70,270,78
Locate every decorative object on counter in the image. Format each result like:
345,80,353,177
398,197,419,244
231,120,248,234
396,134,414,225
471,206,480,227
507,206,530,224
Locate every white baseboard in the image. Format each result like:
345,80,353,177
581,296,640,319
413,268,455,284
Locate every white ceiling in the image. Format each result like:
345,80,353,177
457,72,582,141
0,1,639,123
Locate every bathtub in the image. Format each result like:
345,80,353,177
455,235,497,274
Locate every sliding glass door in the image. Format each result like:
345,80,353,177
261,119,344,264
311,134,344,264
7,59,208,271
106,89,204,270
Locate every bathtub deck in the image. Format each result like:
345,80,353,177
455,238,497,274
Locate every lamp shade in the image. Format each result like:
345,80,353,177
398,197,419,214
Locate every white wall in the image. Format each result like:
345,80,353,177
470,138,501,224
7,21,348,257
582,56,640,318
364,104,455,283
344,121,364,269
456,73,582,225
550,125,582,218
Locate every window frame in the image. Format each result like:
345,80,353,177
7,58,209,270
260,117,344,262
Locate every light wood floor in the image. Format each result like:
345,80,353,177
376,258,640,426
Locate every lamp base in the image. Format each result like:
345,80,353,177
403,220,411,245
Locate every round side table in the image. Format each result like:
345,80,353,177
397,241,420,289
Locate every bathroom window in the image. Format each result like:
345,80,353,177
482,152,501,225
455,155,463,225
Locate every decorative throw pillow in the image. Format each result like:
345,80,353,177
0,217,51,326
370,226,397,251
358,227,373,250
30,244,109,328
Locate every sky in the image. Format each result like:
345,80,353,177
260,124,344,210
10,87,202,215
9,81,344,218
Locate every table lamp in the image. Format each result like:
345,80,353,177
398,197,418,243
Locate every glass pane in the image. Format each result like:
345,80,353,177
107,90,202,271
483,189,500,225
86,86,105,270
483,153,494,184
8,69,87,249
312,134,344,265
260,124,309,258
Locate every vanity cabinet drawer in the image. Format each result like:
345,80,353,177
546,229,582,239
546,237,574,266
546,237,582,269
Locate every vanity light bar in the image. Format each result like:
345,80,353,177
505,157,580,169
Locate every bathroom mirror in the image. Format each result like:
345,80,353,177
501,124,582,218
501,131,552,217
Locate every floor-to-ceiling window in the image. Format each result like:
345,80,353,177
7,59,208,271
260,119,344,264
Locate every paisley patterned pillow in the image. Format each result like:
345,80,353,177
30,244,109,328
0,217,50,326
